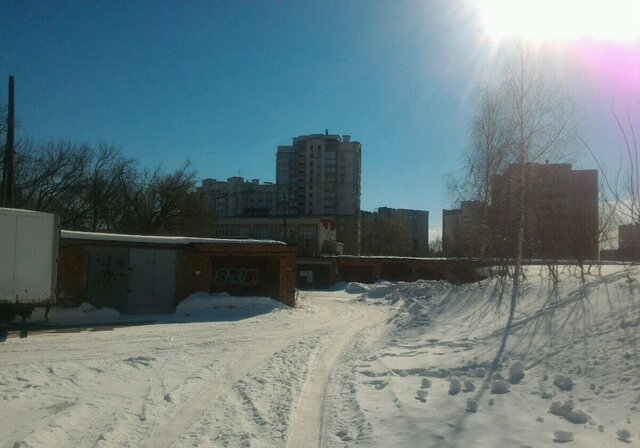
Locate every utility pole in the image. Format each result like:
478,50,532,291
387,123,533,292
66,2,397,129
2,75,15,207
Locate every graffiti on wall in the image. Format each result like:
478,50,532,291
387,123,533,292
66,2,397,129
214,268,259,286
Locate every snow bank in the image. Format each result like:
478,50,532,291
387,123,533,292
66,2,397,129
25,292,288,326
175,292,287,313
28,302,121,324
342,265,640,447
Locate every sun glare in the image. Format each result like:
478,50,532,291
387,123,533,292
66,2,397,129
476,0,640,42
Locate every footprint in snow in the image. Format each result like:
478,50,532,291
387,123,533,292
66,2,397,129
553,430,573,443
124,356,156,367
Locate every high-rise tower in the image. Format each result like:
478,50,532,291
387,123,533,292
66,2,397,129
276,132,361,254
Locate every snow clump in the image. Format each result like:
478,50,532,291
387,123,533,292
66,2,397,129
553,375,574,391
616,429,632,442
462,379,475,392
549,400,590,424
448,377,461,395
509,361,525,384
553,430,574,443
344,282,369,294
415,389,428,403
491,380,511,394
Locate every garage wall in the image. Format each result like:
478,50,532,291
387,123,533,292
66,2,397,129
59,238,299,312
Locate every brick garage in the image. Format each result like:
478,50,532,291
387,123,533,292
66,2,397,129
58,231,297,314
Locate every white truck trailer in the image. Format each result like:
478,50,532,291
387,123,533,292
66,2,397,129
0,208,59,321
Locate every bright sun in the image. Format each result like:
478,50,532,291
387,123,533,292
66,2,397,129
476,0,640,42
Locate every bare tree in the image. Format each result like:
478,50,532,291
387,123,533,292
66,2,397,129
448,85,513,206
0,103,6,137
446,84,515,258
449,44,577,367
117,162,206,235
2,138,206,235
581,98,640,258
81,144,134,232
491,44,577,367
11,140,91,223
429,235,443,257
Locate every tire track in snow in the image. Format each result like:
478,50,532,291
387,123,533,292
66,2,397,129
287,300,390,448
145,338,292,448
146,297,359,448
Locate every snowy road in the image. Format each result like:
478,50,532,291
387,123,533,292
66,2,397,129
0,290,391,448
2,267,639,448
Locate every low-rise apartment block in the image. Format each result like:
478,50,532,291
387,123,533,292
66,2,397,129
442,163,598,261
210,217,343,257
442,201,484,258
361,207,429,257
489,163,598,261
198,177,278,219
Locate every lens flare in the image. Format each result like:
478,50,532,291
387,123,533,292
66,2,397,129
476,0,640,42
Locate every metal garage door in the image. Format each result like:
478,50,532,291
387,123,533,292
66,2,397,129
87,247,129,312
127,249,177,315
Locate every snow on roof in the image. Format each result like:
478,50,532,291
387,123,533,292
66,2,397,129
0,207,56,218
60,230,285,246
320,255,451,261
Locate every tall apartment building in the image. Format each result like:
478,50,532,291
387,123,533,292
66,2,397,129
489,163,598,261
361,207,429,257
276,132,362,254
198,177,278,219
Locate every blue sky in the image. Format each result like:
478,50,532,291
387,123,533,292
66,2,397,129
1,1,638,233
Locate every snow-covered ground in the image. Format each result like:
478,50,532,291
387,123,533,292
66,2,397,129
1,265,638,447
333,265,640,447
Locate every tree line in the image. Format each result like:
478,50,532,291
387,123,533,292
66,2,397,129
0,136,206,235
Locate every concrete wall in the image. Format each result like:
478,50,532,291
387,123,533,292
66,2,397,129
297,256,481,289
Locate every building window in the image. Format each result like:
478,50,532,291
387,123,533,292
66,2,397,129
276,228,293,239
257,227,272,238
299,227,316,248
212,228,227,237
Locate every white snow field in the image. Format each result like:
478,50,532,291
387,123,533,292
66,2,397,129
1,265,639,447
